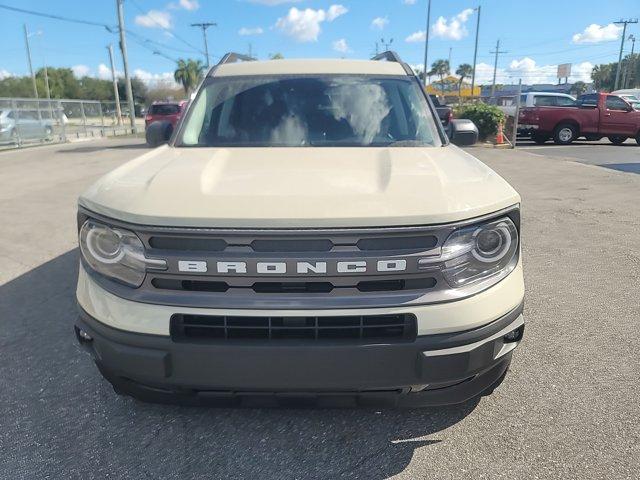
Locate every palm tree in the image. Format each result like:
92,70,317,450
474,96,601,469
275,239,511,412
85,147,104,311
174,58,204,95
570,81,587,96
455,63,473,99
428,59,450,94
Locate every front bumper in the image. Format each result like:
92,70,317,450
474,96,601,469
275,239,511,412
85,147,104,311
75,302,524,407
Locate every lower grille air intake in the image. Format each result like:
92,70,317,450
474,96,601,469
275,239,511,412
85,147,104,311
170,313,417,343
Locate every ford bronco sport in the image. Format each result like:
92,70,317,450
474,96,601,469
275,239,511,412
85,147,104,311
75,52,525,407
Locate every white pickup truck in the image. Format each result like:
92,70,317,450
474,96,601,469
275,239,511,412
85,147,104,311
75,52,525,407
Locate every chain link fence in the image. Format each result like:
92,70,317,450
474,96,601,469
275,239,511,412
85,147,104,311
0,98,145,150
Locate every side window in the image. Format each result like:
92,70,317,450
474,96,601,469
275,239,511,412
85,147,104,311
534,95,556,106
606,96,629,111
7,111,15,119
578,94,598,107
555,97,576,106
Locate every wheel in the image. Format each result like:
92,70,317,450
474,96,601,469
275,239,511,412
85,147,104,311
531,133,549,144
608,135,627,145
553,123,577,145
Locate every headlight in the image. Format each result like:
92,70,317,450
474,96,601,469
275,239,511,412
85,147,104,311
79,220,166,287
440,216,518,288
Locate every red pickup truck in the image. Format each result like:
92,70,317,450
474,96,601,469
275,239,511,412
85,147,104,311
519,93,640,145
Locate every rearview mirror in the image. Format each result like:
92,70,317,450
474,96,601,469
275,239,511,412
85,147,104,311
449,119,479,146
145,121,173,147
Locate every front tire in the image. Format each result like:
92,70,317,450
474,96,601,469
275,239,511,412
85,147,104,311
608,135,627,145
553,123,577,145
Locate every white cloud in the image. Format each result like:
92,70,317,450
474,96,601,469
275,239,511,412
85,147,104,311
326,5,348,21
135,10,173,29
134,69,180,88
72,65,91,78
275,5,347,42
431,8,474,40
405,30,425,43
0,69,13,80
471,57,594,85
97,63,122,80
572,23,622,44
178,0,199,10
403,0,417,4
239,27,264,35
371,17,389,30
332,38,350,53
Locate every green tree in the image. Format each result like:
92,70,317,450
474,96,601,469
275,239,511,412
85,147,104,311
455,63,473,98
174,58,204,94
269,53,284,60
117,77,148,104
591,63,615,91
428,59,450,94
569,81,587,96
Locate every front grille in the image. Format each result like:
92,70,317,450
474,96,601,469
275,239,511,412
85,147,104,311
170,313,417,343
146,233,438,253
151,277,437,294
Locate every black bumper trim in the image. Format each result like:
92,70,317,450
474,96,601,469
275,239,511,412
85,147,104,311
75,302,523,406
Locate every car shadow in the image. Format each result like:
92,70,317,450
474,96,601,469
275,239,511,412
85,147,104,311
0,250,479,479
57,142,151,154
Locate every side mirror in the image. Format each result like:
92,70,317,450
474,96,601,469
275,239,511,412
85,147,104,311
145,121,173,147
449,119,479,146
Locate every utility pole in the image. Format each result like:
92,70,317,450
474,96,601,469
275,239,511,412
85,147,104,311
23,24,38,99
470,5,481,98
248,43,253,59
422,0,432,85
43,65,50,99
191,22,216,67
613,19,638,91
490,39,507,97
448,47,452,69
624,34,636,89
107,44,123,126
116,0,137,134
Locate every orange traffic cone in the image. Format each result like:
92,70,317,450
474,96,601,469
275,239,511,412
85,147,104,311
495,122,504,145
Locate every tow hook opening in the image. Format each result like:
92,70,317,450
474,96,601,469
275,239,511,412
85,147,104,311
503,325,524,343
75,326,93,344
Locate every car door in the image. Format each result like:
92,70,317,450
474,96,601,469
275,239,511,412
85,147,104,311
600,95,635,136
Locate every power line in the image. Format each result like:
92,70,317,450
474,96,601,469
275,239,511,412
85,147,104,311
129,0,204,55
0,3,114,31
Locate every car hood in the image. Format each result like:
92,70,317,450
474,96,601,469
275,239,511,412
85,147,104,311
79,144,520,228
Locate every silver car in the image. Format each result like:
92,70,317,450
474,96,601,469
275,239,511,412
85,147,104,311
0,109,54,144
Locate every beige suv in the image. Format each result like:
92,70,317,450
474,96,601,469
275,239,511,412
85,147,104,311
75,52,524,407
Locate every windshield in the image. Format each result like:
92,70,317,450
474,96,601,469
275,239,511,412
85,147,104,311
178,75,442,147
150,104,180,115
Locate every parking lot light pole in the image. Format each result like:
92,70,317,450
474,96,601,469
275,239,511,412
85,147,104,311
422,0,432,85
470,6,481,99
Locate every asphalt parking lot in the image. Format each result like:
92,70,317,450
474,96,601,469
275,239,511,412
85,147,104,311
1,137,638,479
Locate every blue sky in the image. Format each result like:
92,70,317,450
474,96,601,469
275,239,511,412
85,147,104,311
1,0,638,87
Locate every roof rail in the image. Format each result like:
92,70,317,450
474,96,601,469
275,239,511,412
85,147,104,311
371,50,415,76
217,52,256,65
